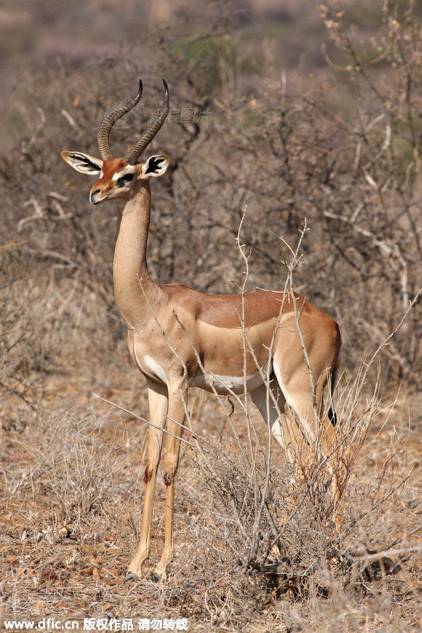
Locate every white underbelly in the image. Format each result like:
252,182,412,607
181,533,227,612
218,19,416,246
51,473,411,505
133,345,271,395
189,366,269,395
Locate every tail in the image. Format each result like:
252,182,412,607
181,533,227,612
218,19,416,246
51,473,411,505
327,323,341,427
327,366,338,427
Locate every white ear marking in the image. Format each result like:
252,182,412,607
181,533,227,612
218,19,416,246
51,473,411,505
140,154,170,179
61,151,103,176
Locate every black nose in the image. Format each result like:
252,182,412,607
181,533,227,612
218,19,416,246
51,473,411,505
90,189,101,205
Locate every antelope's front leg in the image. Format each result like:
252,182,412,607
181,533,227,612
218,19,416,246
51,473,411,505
151,385,186,581
127,382,168,579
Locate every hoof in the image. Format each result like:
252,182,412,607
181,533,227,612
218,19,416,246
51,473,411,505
125,570,141,582
150,569,166,583
150,571,161,583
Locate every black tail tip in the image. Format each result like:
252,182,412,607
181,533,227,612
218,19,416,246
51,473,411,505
328,407,338,427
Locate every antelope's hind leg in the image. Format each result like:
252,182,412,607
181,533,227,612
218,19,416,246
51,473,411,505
250,379,287,448
250,379,307,558
127,381,168,579
250,379,308,465
273,361,344,528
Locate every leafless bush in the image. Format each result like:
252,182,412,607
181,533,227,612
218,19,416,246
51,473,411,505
0,244,119,432
36,412,124,526
2,4,420,386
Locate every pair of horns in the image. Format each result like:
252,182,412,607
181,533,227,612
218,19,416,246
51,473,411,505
97,79,169,164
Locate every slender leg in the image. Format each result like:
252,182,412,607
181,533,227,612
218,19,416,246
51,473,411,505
127,381,168,578
250,380,286,447
273,362,344,528
152,385,186,580
250,379,309,466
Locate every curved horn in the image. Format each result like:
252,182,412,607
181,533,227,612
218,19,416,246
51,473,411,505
97,79,143,160
127,79,170,165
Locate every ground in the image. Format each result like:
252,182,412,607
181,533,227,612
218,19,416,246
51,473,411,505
1,354,420,632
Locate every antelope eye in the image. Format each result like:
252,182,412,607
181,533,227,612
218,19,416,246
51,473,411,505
117,173,135,187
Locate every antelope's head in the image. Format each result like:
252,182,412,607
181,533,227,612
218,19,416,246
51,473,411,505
61,80,170,205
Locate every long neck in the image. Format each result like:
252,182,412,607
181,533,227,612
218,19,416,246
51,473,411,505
113,183,160,329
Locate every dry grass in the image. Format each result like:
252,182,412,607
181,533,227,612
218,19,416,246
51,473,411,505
1,255,420,631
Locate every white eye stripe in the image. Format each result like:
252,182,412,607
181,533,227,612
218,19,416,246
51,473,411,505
112,167,136,181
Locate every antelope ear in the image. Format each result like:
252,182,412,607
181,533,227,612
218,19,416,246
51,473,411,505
61,151,103,175
139,154,170,179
